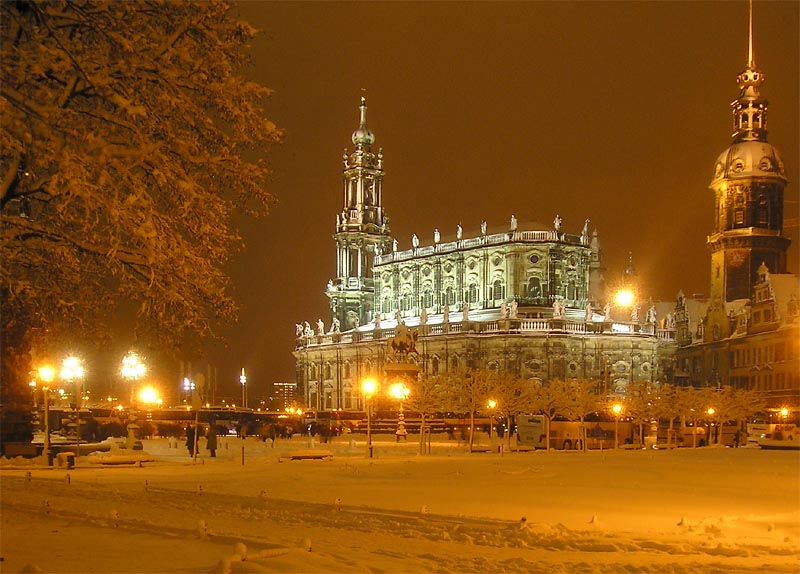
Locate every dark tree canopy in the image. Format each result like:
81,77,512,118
0,0,281,400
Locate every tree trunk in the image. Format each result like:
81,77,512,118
580,416,587,453
668,417,675,448
545,416,551,452
418,413,426,455
506,415,513,451
468,411,475,452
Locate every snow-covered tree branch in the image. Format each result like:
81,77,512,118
0,0,282,402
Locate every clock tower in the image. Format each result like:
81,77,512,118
707,2,790,310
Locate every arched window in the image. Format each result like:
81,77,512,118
431,356,439,376
527,276,542,299
444,286,455,306
492,279,505,301
344,362,351,379
310,363,317,380
382,297,392,313
324,363,332,379
468,283,479,303
422,289,434,309
451,355,459,370
400,290,412,311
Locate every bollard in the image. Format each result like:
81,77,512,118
241,445,245,466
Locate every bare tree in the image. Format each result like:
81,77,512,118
625,380,659,447
677,387,707,448
440,369,492,452
405,374,448,455
527,382,560,452
552,379,601,452
654,384,683,447
483,371,535,451
1,1,281,400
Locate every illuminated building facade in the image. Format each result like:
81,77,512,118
294,100,676,412
674,9,800,405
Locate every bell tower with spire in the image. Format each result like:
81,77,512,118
707,1,790,309
327,98,393,330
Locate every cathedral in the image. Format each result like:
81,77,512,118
293,6,798,413
294,97,676,412
673,6,799,406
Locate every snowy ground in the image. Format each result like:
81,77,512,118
1,433,798,574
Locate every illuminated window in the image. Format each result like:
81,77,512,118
492,279,505,301
444,286,455,306
468,283,479,303
734,210,744,225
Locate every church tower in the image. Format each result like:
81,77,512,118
327,98,393,330
707,2,790,308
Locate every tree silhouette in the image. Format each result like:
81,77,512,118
1,1,281,401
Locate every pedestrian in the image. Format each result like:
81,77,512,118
186,425,196,457
206,424,217,458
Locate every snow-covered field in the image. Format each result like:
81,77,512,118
1,434,798,573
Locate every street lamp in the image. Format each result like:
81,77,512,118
240,368,247,409
612,403,623,449
707,407,716,445
362,377,378,458
37,365,55,465
389,382,410,442
61,356,84,455
487,399,497,445
121,352,146,409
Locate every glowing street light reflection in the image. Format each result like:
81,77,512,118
612,403,623,449
362,377,378,457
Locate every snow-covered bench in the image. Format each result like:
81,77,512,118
279,449,334,461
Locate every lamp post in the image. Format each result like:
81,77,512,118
240,368,247,409
612,403,623,449
61,356,84,456
707,407,716,445
121,352,146,410
487,399,497,446
362,377,378,458
38,366,55,465
390,382,410,442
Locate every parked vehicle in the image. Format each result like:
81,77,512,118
757,424,800,450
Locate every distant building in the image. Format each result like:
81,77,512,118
268,381,297,412
293,98,676,412
674,13,799,406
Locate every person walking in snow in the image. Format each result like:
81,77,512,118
206,423,218,458
186,425,196,457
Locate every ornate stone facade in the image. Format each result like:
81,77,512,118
294,100,676,412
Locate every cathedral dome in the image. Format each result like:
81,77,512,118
711,140,786,184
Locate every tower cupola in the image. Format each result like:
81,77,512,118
706,1,790,305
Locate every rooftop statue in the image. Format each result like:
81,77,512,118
457,223,463,240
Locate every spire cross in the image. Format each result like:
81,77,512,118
747,0,754,67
